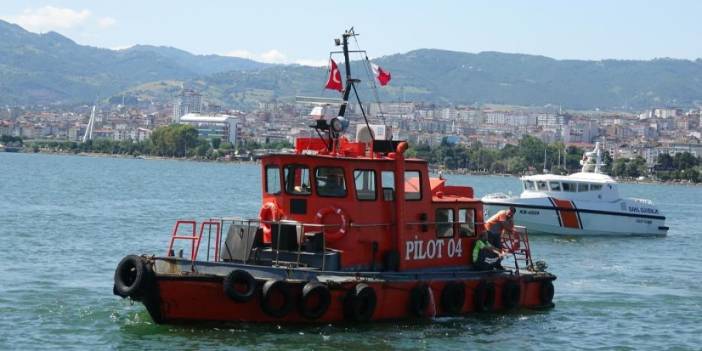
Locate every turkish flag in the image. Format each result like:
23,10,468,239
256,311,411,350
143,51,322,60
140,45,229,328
372,63,391,86
325,59,343,92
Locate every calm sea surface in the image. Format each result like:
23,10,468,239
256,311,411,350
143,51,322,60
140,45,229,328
1,152,701,350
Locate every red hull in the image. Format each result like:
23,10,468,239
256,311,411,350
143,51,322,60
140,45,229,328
145,274,554,323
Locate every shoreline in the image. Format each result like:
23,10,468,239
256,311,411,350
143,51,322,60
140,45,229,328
8,148,700,186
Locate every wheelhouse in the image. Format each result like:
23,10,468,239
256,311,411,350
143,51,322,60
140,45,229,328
258,137,485,272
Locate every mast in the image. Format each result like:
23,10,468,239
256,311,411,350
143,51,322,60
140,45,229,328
336,29,353,119
321,27,374,153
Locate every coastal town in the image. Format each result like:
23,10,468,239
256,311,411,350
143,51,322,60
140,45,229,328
1,88,701,180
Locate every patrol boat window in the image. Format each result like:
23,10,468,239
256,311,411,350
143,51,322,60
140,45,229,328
562,182,576,192
549,181,562,191
524,180,535,190
590,184,602,191
265,166,281,194
354,169,376,200
577,183,589,192
404,171,422,200
284,165,311,195
436,208,454,238
536,181,548,191
315,167,347,197
458,208,475,237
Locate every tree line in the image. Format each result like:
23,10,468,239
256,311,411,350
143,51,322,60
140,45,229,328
12,128,701,183
24,124,291,160
408,135,701,183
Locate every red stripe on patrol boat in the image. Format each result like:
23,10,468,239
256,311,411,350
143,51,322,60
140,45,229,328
551,198,581,229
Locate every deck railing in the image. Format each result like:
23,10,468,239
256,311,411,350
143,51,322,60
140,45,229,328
166,218,533,273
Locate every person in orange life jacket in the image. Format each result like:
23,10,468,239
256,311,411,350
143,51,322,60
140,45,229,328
484,206,516,249
472,230,507,271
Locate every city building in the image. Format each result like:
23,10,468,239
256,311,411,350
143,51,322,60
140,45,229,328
179,113,238,145
173,89,203,123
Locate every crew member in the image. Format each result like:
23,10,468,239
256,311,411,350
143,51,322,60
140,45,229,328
472,231,505,270
484,206,516,249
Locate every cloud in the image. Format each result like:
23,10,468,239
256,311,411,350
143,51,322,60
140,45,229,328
97,17,117,29
293,59,329,67
225,49,325,66
2,6,116,32
259,49,287,64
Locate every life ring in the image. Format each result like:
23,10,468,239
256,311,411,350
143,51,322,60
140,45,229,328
539,280,555,306
502,280,521,310
222,269,257,303
441,282,466,315
298,281,331,320
343,283,377,321
259,202,283,243
408,284,431,317
473,281,495,312
315,206,348,242
114,255,149,298
260,279,293,318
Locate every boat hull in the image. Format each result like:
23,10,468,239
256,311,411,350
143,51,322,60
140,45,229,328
483,197,668,236
118,257,555,324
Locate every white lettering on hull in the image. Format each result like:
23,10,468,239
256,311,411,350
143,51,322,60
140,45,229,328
405,237,462,261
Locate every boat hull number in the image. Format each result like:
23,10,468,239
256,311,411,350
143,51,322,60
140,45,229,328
404,238,463,260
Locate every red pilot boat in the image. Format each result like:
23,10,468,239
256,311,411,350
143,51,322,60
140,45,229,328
113,29,556,324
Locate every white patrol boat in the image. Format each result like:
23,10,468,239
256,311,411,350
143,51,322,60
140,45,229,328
482,143,668,236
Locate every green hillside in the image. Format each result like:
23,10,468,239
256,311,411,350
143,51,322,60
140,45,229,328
2,19,702,110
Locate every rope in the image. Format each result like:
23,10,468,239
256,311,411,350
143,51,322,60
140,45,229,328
352,35,386,125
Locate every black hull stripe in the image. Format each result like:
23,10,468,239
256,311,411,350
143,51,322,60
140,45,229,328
484,201,666,220
572,201,584,229
546,197,562,227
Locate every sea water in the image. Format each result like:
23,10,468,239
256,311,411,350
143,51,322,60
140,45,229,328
1,152,700,350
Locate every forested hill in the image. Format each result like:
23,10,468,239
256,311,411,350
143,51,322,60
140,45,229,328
2,19,702,110
0,20,268,105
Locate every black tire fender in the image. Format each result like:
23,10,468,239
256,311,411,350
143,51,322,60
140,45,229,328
298,281,331,320
441,282,466,315
114,255,147,298
260,280,293,318
502,280,521,310
223,269,257,303
473,281,495,312
540,280,555,305
408,284,431,317
343,283,377,322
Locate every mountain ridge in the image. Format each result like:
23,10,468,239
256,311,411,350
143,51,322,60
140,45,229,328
1,19,702,110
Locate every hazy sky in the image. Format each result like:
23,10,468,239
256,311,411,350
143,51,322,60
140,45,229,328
2,1,700,65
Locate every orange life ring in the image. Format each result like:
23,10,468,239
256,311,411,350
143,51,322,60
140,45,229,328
315,206,348,242
259,202,282,243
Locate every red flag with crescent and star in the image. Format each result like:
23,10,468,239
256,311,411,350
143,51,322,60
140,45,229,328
371,63,391,86
325,59,343,92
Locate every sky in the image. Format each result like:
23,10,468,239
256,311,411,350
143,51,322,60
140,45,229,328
1,1,701,66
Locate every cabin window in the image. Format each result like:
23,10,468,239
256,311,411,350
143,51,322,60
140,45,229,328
562,182,576,192
436,208,454,238
458,208,475,237
284,164,311,195
549,181,561,191
591,184,602,191
382,171,395,201
354,169,376,200
536,181,548,191
404,171,422,200
265,166,281,194
315,167,347,197
524,180,535,190
577,183,589,192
